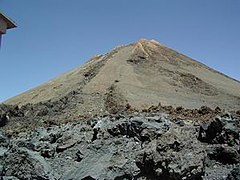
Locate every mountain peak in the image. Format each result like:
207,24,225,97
137,38,161,44
135,38,163,47
131,39,164,59
4,40,240,115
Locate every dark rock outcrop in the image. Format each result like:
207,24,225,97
1,147,55,180
0,112,239,179
227,165,240,180
198,114,240,147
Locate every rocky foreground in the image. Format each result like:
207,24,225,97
0,110,240,180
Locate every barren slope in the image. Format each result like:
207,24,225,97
4,39,240,113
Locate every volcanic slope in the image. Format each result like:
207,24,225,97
4,39,240,116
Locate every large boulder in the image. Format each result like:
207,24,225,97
198,115,240,146
0,114,8,127
135,126,205,180
1,147,55,180
107,115,171,142
62,138,141,180
207,145,240,165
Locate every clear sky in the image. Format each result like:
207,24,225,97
0,0,240,102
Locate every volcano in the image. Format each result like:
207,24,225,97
4,39,240,116
1,39,240,180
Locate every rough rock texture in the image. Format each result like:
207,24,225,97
0,98,224,136
0,112,239,179
2,147,55,180
1,39,240,180
228,165,240,180
198,114,240,146
2,39,240,137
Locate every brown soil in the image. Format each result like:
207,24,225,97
2,39,240,132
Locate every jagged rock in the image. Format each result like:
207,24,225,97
35,105,49,117
0,133,9,160
0,104,24,127
0,112,239,179
203,164,234,180
0,114,8,127
227,165,240,180
62,138,140,180
33,128,63,144
236,110,240,116
107,120,143,138
198,117,224,143
15,140,35,150
198,106,213,115
135,125,205,180
34,142,55,158
0,104,22,117
107,116,170,142
1,147,55,180
55,132,78,152
208,146,240,165
74,150,84,162
198,115,240,146
56,140,76,153
0,132,9,147
0,147,7,158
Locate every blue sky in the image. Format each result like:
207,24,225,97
0,0,240,102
